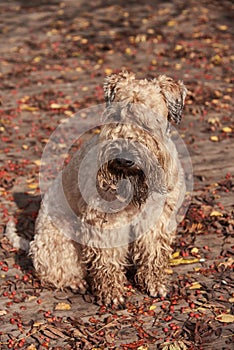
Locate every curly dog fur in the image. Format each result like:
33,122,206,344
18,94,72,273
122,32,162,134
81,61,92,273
30,71,187,305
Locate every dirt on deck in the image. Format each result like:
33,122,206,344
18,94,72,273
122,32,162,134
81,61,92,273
0,0,233,349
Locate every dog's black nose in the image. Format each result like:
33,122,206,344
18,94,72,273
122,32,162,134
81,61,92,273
115,158,135,167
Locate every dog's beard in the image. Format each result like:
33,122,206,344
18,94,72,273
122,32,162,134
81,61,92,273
97,161,149,208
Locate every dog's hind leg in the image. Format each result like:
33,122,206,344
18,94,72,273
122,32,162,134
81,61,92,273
30,209,87,292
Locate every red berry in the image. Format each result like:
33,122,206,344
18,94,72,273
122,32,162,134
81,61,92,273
169,305,174,312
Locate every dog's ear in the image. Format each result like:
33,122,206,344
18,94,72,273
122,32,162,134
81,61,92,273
103,71,135,104
158,75,187,124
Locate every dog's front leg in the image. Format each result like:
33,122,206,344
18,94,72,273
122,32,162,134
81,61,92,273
131,228,174,298
83,246,128,306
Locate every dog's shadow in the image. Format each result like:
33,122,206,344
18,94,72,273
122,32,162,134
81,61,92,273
13,192,41,272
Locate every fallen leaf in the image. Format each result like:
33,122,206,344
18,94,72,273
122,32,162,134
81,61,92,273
26,346,37,350
222,126,232,133
172,251,180,258
174,44,183,51
167,20,177,26
210,135,219,142
149,305,156,310
105,68,113,75
20,104,38,112
33,56,41,63
215,313,234,323
50,103,69,109
0,310,7,316
189,282,202,289
208,117,220,125
27,183,38,189
54,302,71,310
218,257,234,268
33,159,41,166
191,247,199,254
217,25,228,31
210,210,223,217
170,257,200,266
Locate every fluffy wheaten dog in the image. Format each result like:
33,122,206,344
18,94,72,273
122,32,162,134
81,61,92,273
30,71,187,305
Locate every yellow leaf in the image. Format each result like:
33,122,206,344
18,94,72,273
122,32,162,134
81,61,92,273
20,104,38,112
191,247,199,254
217,25,228,31
165,268,173,275
33,159,41,166
189,282,202,289
28,183,38,189
137,347,148,350
125,47,132,54
55,302,71,311
228,297,234,303
211,54,222,65
64,110,74,117
26,345,37,350
193,267,201,272
210,210,223,217
50,103,69,109
33,56,41,63
22,144,29,150
105,68,113,75
215,313,234,323
167,20,177,27
222,126,232,133
208,117,220,125
210,135,219,142
172,251,180,258
81,38,88,44
170,258,200,266
174,44,183,51
149,305,156,310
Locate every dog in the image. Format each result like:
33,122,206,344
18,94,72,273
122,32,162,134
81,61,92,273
30,71,187,305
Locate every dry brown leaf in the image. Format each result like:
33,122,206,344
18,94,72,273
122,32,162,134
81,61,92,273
218,257,234,269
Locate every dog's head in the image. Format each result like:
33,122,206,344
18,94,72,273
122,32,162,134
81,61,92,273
104,71,187,126
96,71,187,209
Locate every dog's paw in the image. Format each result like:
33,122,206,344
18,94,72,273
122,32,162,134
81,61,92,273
148,284,167,298
96,288,126,308
70,279,87,294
